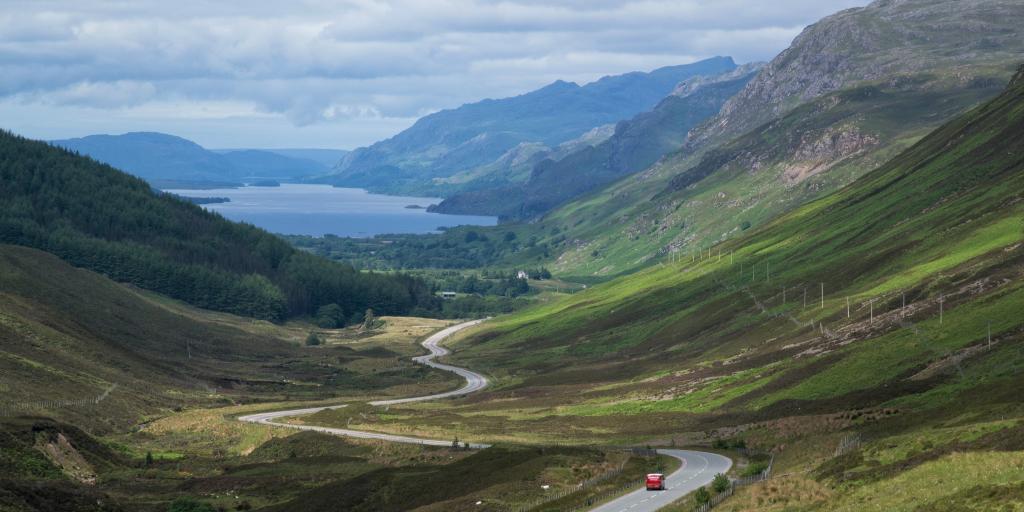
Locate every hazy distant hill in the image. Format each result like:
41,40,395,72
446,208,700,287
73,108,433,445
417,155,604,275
319,57,739,194
431,63,762,220
214,147,350,167
51,132,333,186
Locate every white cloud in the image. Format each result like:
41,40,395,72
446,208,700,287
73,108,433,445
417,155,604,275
0,0,870,148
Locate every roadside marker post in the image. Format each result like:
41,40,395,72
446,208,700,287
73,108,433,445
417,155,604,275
820,283,824,309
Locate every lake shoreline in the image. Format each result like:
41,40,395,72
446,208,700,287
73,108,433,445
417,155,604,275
162,183,497,238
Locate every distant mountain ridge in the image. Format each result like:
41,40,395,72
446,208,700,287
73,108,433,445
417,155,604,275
51,132,336,186
318,57,740,195
430,63,763,220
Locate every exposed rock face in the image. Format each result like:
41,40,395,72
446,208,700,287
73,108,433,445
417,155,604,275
782,125,880,184
684,0,1024,152
671,62,766,98
35,432,97,485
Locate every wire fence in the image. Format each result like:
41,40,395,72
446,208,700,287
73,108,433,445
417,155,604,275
511,447,660,512
511,464,631,512
834,433,862,458
693,454,773,512
0,383,118,417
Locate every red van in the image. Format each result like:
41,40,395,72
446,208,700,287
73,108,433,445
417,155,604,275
646,473,665,491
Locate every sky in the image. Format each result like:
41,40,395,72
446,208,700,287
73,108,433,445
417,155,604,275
0,0,870,149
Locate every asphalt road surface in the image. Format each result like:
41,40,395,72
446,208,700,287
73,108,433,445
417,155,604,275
370,318,488,405
588,450,733,512
237,319,489,447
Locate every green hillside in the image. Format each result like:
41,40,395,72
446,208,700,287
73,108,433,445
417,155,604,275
521,0,1024,279
344,66,1024,511
0,131,438,322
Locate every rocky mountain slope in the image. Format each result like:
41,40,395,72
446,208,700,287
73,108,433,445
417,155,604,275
529,0,1024,278
684,0,1024,151
318,57,739,196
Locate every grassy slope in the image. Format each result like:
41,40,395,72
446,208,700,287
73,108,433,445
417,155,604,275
0,244,461,434
540,69,1012,279
347,67,1024,512
523,0,1024,279
0,244,477,510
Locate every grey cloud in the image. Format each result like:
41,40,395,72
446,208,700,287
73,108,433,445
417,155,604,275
0,0,870,147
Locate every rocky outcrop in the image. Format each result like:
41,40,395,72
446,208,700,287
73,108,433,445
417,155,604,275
684,0,1024,152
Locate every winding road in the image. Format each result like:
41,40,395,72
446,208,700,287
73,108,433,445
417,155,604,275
589,450,733,512
237,319,490,447
238,318,731,510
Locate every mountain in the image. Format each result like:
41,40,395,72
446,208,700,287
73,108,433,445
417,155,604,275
240,148,349,167
424,124,617,196
50,132,330,186
684,0,1024,152
409,64,1024,507
51,132,237,184
430,63,763,220
0,130,439,321
219,149,327,179
318,57,740,195
524,0,1024,278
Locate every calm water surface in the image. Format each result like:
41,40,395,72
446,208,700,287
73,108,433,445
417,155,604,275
164,184,497,237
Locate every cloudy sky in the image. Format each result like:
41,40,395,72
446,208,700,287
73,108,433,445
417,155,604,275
0,0,869,149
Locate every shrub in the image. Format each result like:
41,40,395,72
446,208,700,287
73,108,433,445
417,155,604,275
167,498,216,512
305,331,321,346
314,303,346,328
694,486,711,506
742,461,769,477
712,473,730,493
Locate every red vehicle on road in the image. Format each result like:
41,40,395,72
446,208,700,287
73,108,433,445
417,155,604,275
646,473,665,491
